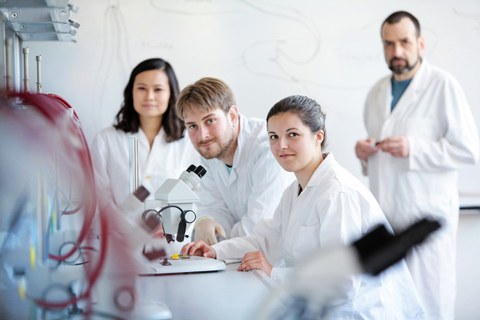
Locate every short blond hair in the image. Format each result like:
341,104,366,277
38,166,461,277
176,77,236,120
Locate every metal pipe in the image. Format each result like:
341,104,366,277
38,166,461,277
22,47,29,92
36,175,48,264
36,54,42,93
5,37,11,92
129,137,139,193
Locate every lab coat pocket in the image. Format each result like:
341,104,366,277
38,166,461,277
290,224,321,258
404,117,439,140
413,193,454,217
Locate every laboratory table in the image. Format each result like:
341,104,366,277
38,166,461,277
136,263,278,320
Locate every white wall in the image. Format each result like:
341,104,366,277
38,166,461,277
23,0,480,197
16,1,480,317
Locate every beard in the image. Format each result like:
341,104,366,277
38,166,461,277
196,126,235,160
388,56,420,75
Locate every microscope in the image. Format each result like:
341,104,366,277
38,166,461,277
139,164,226,275
115,164,226,275
142,164,206,244
114,164,204,246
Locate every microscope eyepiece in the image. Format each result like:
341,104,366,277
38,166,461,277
194,165,207,178
186,164,197,172
180,165,207,190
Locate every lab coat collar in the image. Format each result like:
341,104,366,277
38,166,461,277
231,113,248,168
303,152,336,189
410,59,429,91
401,59,429,92
388,60,429,116
135,127,165,150
132,128,148,149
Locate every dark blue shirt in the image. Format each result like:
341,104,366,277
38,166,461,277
391,78,412,111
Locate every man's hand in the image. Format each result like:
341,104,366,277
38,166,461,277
237,251,272,276
377,136,409,158
181,240,216,258
194,216,226,245
151,227,165,238
355,138,379,161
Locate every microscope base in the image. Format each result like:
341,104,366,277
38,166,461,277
138,256,226,275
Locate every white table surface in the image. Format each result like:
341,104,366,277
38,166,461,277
136,263,277,320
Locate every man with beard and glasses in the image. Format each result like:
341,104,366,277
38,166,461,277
355,11,479,320
175,77,293,245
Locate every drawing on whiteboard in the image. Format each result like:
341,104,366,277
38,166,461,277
93,0,132,125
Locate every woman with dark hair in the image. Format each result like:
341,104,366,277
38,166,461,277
182,95,423,318
91,58,199,210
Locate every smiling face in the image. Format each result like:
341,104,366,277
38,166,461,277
381,17,424,80
267,111,324,186
183,105,238,164
132,69,171,124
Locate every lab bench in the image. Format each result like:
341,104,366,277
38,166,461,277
136,263,277,320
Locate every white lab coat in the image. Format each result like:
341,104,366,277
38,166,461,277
197,114,294,238
214,154,424,319
363,60,480,319
91,126,200,209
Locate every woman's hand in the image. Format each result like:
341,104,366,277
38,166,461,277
237,251,272,276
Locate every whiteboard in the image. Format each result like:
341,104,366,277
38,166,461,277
24,0,480,200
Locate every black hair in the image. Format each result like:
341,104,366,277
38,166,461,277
382,11,421,37
113,58,184,142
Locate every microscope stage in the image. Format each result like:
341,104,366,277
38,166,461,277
139,256,226,275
